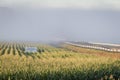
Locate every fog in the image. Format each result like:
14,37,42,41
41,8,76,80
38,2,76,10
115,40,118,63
0,7,120,43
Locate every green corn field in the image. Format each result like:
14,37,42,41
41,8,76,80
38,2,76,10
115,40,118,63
0,42,120,80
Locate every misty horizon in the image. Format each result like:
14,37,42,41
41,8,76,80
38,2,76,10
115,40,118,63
0,7,120,44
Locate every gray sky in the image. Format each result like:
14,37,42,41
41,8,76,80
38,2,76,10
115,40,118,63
0,0,120,43
0,0,120,10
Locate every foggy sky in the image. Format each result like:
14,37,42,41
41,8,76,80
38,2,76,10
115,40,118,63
1,0,120,10
0,7,120,43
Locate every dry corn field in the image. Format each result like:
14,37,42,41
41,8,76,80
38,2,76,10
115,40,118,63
0,42,120,80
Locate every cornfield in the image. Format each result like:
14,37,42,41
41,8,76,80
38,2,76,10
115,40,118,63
0,42,120,80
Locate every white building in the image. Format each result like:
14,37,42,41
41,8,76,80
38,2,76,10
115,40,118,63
25,47,37,53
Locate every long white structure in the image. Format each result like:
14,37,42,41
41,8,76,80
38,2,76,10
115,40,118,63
89,42,120,47
65,42,120,52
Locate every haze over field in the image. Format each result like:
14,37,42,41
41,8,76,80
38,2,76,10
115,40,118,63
0,0,120,43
